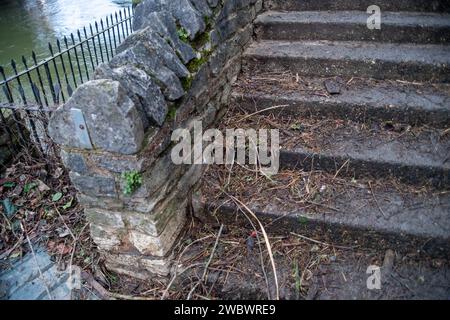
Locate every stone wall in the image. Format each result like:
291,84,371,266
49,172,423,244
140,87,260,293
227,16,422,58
48,0,263,279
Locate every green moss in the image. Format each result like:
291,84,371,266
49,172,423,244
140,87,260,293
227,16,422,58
204,16,213,30
186,58,203,73
181,76,193,91
191,31,211,49
166,104,178,121
186,50,212,73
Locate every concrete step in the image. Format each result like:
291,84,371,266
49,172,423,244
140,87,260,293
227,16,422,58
265,0,450,13
243,40,450,82
214,249,450,299
202,166,450,259
232,73,450,128
255,11,450,44
181,220,450,299
278,130,450,188
221,106,450,188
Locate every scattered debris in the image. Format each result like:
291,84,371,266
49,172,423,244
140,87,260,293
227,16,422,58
0,149,100,299
323,78,342,94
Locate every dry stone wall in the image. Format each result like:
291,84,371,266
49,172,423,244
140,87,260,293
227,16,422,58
48,0,262,279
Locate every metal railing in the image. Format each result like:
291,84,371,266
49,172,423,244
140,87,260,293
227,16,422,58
0,7,134,158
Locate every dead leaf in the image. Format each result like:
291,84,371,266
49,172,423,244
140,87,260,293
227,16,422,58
56,227,71,238
48,241,72,255
56,243,72,255
37,180,50,192
54,168,64,179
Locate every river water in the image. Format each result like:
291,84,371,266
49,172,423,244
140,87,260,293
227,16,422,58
0,0,132,70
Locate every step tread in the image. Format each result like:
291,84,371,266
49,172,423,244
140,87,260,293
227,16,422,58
281,122,450,186
310,258,450,300
266,0,450,13
226,102,450,171
285,125,449,170
183,222,450,299
256,187,450,240
204,165,450,245
233,74,450,118
245,40,450,66
257,10,450,27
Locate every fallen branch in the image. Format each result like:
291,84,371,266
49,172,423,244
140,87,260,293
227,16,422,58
237,105,289,123
81,271,156,300
290,232,355,250
202,224,224,281
228,195,280,300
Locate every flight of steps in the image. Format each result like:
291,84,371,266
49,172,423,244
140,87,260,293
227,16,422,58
203,0,450,299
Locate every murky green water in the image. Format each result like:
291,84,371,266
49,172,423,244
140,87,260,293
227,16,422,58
0,0,132,70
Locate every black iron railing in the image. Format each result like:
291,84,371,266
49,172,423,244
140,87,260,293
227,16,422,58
0,7,134,158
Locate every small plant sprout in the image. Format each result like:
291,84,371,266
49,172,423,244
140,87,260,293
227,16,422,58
177,27,189,43
121,170,142,195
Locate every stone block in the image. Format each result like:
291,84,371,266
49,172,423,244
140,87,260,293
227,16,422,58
69,172,117,198
48,80,145,155
110,42,185,101
103,252,173,277
117,28,190,79
85,209,125,229
60,150,88,174
190,0,213,17
206,0,219,8
77,193,124,211
95,63,168,127
129,208,186,256
90,153,144,174
90,224,124,251
133,0,206,40
134,11,196,64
